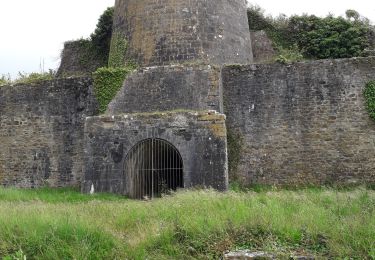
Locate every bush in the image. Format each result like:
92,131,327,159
247,7,374,60
287,15,370,59
364,81,375,121
13,71,55,85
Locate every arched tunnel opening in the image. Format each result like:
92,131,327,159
124,138,184,199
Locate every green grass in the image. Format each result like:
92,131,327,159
0,187,374,259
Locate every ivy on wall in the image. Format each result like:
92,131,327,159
364,80,375,121
93,67,135,114
93,22,138,114
108,32,128,68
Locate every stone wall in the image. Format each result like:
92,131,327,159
57,41,107,77
83,111,228,195
223,57,375,186
112,0,252,67
0,78,98,188
107,65,223,114
250,30,277,63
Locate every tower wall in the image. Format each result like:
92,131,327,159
111,0,253,67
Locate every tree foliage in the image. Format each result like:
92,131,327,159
91,7,114,59
247,5,374,60
287,15,370,59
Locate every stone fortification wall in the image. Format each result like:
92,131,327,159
111,0,253,67
223,57,375,186
0,78,98,188
250,30,277,63
107,65,223,114
57,41,107,77
83,111,228,195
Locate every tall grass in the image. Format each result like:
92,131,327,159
0,187,374,259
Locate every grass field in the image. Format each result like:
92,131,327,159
0,187,374,259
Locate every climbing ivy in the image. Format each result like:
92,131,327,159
364,80,375,121
93,66,135,114
108,32,129,68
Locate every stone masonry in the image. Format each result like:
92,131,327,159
112,0,253,67
223,57,375,186
0,78,98,187
83,111,228,195
1,0,375,192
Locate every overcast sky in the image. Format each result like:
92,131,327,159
0,0,374,79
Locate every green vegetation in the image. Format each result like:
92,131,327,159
247,6,375,62
0,71,56,86
90,7,114,61
364,80,375,121
14,71,55,85
108,32,129,68
62,7,114,69
0,187,374,259
0,75,11,87
227,129,244,181
93,66,135,113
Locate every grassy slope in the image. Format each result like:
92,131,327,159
0,187,374,259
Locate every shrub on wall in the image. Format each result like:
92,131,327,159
247,5,374,60
93,66,135,114
364,81,375,121
287,15,370,59
14,71,55,85
0,75,11,87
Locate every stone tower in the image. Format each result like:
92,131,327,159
111,0,253,67
83,0,253,198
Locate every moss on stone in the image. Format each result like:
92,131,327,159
207,123,227,138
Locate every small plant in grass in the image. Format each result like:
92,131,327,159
3,249,27,260
364,80,375,121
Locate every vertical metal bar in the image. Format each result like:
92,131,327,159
163,140,166,193
151,139,154,199
147,139,151,198
141,140,144,199
132,147,135,198
166,141,168,192
134,147,137,198
175,144,177,189
136,141,140,199
157,139,160,196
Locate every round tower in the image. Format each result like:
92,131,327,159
110,0,253,67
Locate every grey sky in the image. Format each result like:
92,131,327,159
0,0,374,79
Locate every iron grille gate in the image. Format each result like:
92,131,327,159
124,138,184,199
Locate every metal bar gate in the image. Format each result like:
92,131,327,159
125,138,184,199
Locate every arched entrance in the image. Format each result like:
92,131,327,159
124,138,184,199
